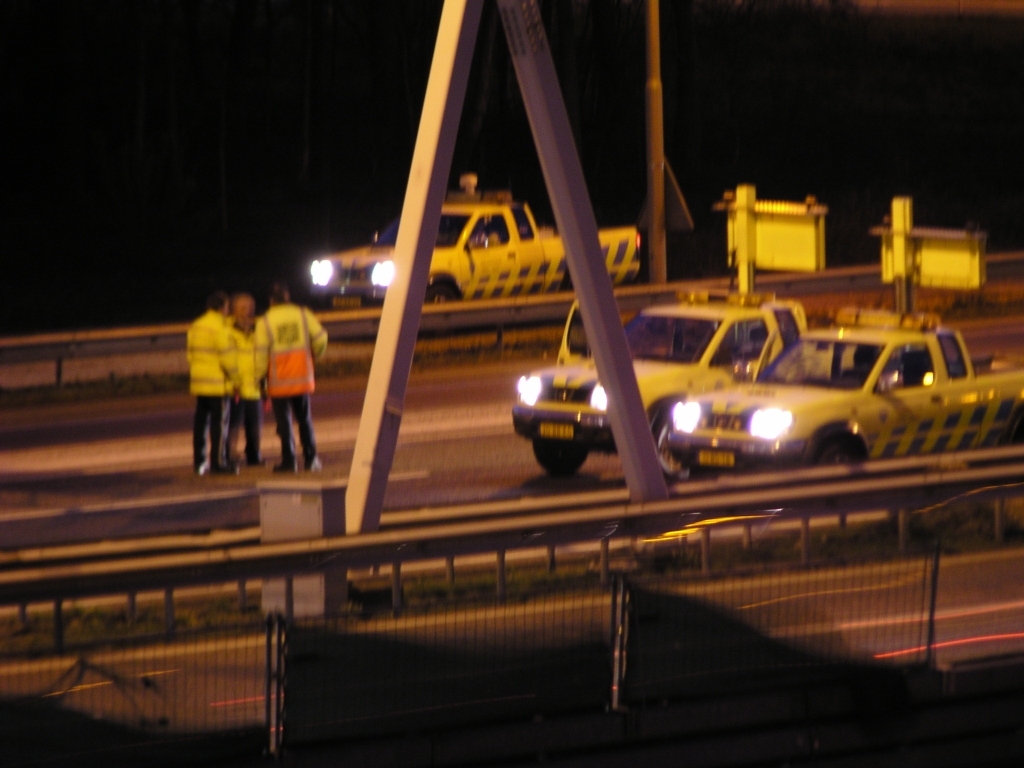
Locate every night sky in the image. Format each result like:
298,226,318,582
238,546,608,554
3,0,1023,335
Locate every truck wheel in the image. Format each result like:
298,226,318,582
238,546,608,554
425,283,458,303
533,439,589,477
814,438,864,465
652,409,689,480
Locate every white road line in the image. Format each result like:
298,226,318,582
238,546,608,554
0,403,511,476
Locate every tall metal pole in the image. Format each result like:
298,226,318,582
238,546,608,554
345,0,483,534
645,0,667,284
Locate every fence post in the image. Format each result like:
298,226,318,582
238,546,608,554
265,615,275,755
284,577,294,622
164,588,175,639
700,527,711,575
742,522,752,550
274,615,286,753
53,599,64,653
926,541,941,667
18,603,28,628
800,515,811,565
496,549,507,602
127,592,137,625
446,556,456,586
238,580,248,613
994,499,1005,544
838,512,847,528
547,545,556,573
898,510,910,554
392,562,403,615
610,574,627,711
600,539,610,586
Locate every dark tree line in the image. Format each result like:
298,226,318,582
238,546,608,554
3,0,1023,333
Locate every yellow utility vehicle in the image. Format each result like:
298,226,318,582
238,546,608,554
309,181,639,307
512,292,807,477
665,308,1024,473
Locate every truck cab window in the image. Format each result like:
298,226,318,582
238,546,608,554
510,206,535,240
937,332,968,379
877,344,935,391
710,319,770,370
468,215,510,248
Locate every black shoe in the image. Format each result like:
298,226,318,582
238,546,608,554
211,463,240,475
194,464,209,476
304,456,322,472
273,461,297,473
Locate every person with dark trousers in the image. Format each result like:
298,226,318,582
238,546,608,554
254,282,328,472
187,290,239,475
226,292,263,467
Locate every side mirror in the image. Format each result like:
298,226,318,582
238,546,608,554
875,369,902,394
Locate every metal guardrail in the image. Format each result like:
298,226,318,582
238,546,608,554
5,252,1023,369
3,443,1024,606
0,266,887,367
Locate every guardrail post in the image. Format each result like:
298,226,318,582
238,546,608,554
700,528,711,575
18,603,28,628
926,542,941,667
446,556,456,586
742,522,752,550
898,510,910,554
127,592,137,625
53,599,63,653
600,539,610,586
392,562,403,616
164,588,175,639
238,580,248,613
800,515,811,565
547,545,556,573
496,549,506,602
994,499,1005,544
609,574,627,711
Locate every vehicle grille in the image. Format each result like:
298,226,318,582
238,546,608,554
704,413,748,432
336,266,370,283
542,384,592,404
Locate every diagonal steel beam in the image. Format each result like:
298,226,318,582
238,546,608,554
345,0,484,534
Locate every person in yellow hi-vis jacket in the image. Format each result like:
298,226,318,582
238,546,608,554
187,290,239,475
255,282,328,472
226,292,263,467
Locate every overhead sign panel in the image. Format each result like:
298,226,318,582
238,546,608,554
714,184,827,293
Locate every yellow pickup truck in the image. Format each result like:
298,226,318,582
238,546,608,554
665,308,1024,474
512,292,807,477
309,187,639,307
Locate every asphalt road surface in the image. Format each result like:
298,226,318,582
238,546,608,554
1,317,1022,548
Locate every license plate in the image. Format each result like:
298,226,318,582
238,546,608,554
698,450,735,468
333,296,361,309
539,422,574,440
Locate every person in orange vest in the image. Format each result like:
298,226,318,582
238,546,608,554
226,292,263,467
254,282,328,472
187,290,239,475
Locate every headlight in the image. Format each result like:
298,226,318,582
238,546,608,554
589,384,607,411
310,259,334,287
517,375,542,406
749,408,793,440
371,260,396,287
672,401,702,434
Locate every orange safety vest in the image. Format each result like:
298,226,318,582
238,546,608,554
260,304,321,397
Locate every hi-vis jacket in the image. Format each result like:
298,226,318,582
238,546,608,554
187,309,236,397
255,304,328,398
228,324,261,401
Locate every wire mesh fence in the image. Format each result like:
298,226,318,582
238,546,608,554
624,553,936,702
0,622,267,735
284,587,614,744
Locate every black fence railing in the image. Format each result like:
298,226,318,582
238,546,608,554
0,621,267,736
279,553,937,746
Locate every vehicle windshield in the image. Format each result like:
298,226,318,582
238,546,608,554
758,339,884,389
623,314,720,363
374,214,472,248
